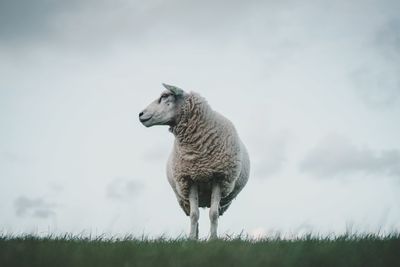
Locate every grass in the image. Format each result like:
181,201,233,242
1,233,400,267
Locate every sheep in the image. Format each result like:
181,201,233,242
139,83,250,240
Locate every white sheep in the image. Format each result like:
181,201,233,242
139,84,250,239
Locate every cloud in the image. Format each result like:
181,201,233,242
299,135,400,178
351,19,400,108
0,0,79,43
14,196,56,218
376,19,400,59
0,0,262,51
1,0,400,236
106,178,144,200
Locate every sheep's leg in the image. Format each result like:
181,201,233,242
209,182,221,240
189,183,199,240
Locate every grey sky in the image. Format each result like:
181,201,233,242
300,134,400,178
106,178,144,200
1,0,399,238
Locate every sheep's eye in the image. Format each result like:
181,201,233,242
159,93,170,103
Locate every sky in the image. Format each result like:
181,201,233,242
0,0,399,239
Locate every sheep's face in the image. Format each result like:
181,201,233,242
139,86,185,128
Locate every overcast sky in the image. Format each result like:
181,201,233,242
1,0,399,238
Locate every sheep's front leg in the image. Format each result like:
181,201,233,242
189,183,199,240
209,182,221,240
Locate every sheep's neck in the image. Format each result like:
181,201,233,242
171,94,215,149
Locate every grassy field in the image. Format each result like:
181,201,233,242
1,234,400,267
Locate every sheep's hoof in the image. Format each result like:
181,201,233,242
188,224,199,240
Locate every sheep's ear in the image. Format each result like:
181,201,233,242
162,83,184,96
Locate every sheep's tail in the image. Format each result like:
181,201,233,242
219,199,233,216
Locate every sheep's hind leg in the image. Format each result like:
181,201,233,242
209,182,221,240
189,183,199,240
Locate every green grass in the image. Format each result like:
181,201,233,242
1,233,400,267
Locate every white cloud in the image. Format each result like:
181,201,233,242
350,19,400,109
300,134,400,178
14,196,56,218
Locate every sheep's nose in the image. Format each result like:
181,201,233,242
139,112,144,117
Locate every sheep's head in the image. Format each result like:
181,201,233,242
139,83,186,127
